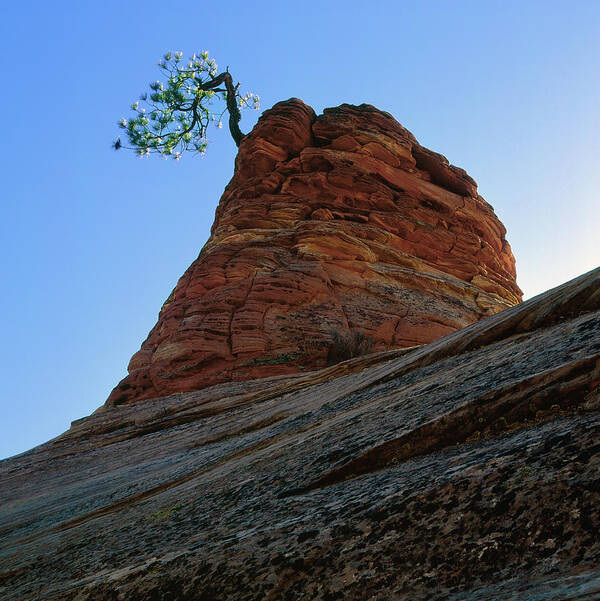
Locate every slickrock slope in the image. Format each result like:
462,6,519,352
1,267,598,600
108,100,521,405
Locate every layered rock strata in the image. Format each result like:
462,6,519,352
1,268,598,600
108,100,522,405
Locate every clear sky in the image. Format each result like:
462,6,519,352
1,0,598,459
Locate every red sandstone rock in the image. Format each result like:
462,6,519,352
107,99,522,405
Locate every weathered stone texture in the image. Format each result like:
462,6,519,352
107,100,521,405
1,268,598,601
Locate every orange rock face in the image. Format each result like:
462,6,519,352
107,100,522,405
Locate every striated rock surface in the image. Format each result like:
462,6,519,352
107,100,522,405
0,267,598,600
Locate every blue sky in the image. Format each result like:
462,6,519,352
1,0,598,459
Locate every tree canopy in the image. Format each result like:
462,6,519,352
114,51,259,159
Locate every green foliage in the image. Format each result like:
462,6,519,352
115,51,259,159
147,503,183,522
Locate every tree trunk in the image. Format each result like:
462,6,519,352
201,72,245,147
223,73,244,147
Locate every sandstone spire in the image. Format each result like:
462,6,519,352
108,99,521,405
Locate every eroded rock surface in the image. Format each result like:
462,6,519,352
107,100,521,405
1,268,598,600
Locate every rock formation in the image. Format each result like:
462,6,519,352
6,99,597,601
108,100,521,405
1,267,598,600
